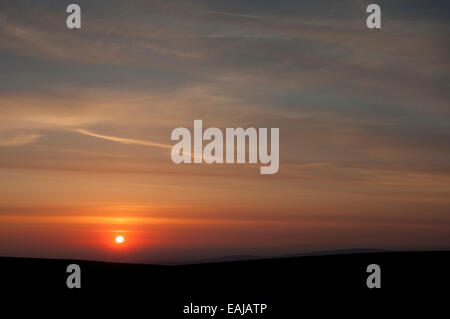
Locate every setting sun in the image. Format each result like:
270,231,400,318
115,235,124,244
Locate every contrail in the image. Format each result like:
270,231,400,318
74,128,172,149
75,128,208,162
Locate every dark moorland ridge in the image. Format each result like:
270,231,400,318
1,250,449,316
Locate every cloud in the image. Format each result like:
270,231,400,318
75,128,172,149
0,132,42,146
0,0,449,184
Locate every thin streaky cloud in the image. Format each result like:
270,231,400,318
0,132,42,147
204,10,288,22
75,129,213,162
75,128,172,149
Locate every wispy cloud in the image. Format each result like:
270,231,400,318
75,128,172,149
0,132,42,146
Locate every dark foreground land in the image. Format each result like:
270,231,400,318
1,251,449,316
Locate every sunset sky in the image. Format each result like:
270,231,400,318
0,0,449,264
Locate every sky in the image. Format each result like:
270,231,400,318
0,0,449,264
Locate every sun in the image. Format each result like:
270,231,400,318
115,235,125,244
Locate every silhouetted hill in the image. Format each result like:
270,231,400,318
1,251,448,317
186,248,388,264
281,247,389,257
188,254,261,264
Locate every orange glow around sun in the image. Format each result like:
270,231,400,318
115,235,125,244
